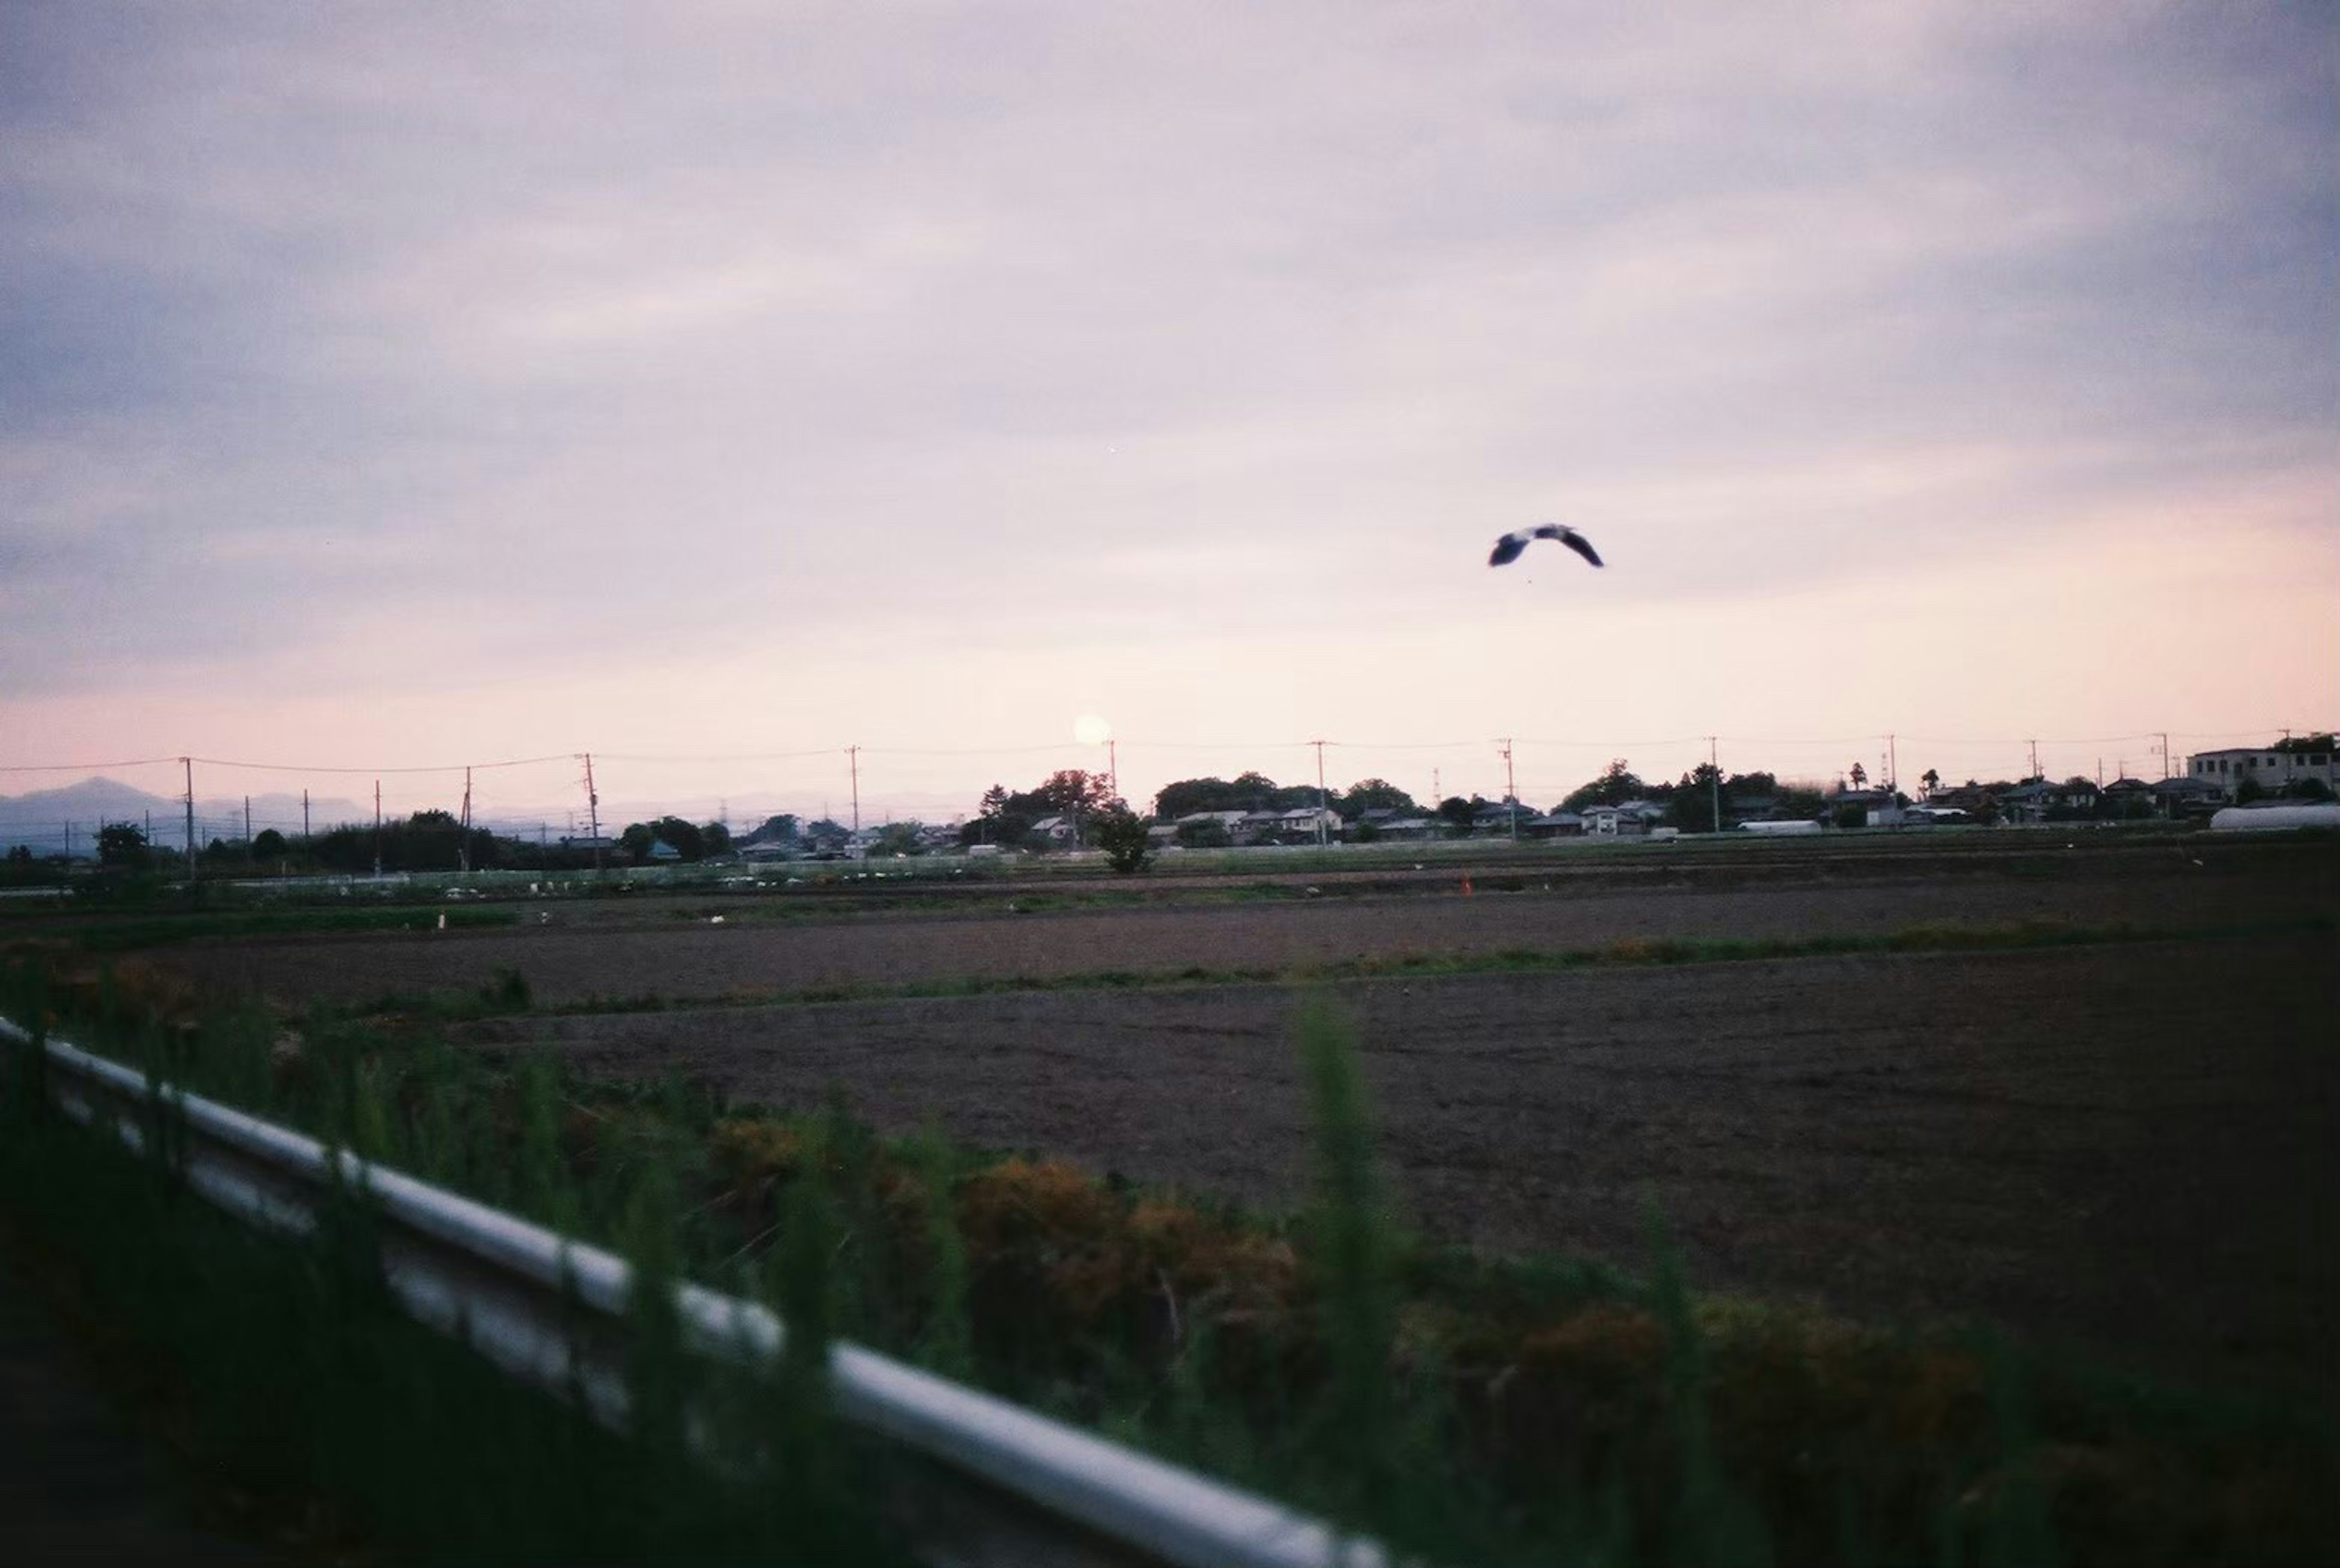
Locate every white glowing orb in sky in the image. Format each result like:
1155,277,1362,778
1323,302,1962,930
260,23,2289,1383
1072,714,1113,747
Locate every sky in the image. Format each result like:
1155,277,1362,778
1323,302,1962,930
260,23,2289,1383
4,2,2335,829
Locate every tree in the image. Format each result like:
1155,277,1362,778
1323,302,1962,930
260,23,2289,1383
871,822,925,857
1174,818,1232,849
1848,762,1868,790
701,821,732,856
1154,776,1244,819
1437,796,1480,834
1667,764,1726,833
1094,808,1153,873
1034,769,1118,816
1920,768,1940,795
2291,776,2334,802
1338,778,1420,818
619,823,658,864
979,785,1010,820
747,814,800,846
252,828,288,859
652,816,705,862
97,822,151,868
1559,759,1647,814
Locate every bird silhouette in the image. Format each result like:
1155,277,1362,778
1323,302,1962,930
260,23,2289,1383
1490,523,1603,569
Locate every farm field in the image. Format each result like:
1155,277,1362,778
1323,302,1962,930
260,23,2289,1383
136,834,2340,1405
156,837,2332,1006
448,935,2339,1405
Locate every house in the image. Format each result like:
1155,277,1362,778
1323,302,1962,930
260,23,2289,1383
1237,810,1285,844
2149,775,2222,817
2002,779,2100,823
1280,806,1342,840
2099,778,2160,820
1470,801,1537,834
1998,781,2052,825
1582,802,1665,837
1352,810,1436,840
1027,815,1077,845
1829,787,1904,827
2188,741,2337,796
647,838,682,862
1520,811,1584,838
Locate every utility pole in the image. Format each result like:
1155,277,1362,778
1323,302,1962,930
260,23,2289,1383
459,765,473,873
1432,767,1441,806
1498,737,1517,840
373,779,383,876
1709,736,1721,834
2027,739,2040,782
2157,733,2172,781
847,745,861,834
1886,734,1898,793
1311,739,1328,846
244,795,251,845
582,754,602,871
302,789,310,840
1106,739,1118,801
182,757,196,879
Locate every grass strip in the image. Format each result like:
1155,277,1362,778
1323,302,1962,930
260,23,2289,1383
0,1024,908,1563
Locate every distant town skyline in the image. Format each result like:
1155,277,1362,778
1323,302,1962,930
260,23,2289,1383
3,720,2328,857
5,5,2334,805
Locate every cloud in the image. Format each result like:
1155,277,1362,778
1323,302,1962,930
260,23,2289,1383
2,2,2331,762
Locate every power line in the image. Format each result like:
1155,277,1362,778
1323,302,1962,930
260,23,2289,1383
0,756,179,774
186,753,578,775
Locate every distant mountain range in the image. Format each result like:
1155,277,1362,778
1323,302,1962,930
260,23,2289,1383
0,777,370,857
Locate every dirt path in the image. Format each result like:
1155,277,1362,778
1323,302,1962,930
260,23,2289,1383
464,934,2340,1403
165,859,2329,1007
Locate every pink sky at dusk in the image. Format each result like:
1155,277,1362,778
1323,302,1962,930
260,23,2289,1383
4,4,2334,834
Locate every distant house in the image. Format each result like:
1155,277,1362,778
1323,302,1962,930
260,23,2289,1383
1028,815,1077,845
2150,775,2222,817
1279,806,1342,840
1582,802,1665,837
2001,779,2100,823
2188,742,2336,796
1998,781,2052,825
2099,778,2160,820
1236,810,1285,844
1521,811,1584,838
1830,787,1904,828
1352,809,1435,840
647,838,682,862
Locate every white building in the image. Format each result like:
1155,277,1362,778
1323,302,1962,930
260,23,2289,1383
2186,741,2336,796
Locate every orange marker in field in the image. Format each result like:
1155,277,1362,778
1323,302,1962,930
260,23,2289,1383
1461,874,1473,897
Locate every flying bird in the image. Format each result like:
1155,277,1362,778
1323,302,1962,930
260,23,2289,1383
1489,523,1603,569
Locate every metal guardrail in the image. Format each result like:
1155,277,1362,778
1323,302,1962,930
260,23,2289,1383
0,1015,1388,1568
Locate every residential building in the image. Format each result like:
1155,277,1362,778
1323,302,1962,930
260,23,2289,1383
2186,742,2336,796
1582,801,1665,836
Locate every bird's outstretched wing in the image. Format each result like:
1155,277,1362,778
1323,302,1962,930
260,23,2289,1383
1489,531,1530,567
1553,527,1603,568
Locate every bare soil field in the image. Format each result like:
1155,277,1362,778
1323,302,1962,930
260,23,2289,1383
131,843,2339,1403
163,851,2332,1007
456,933,2340,1405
